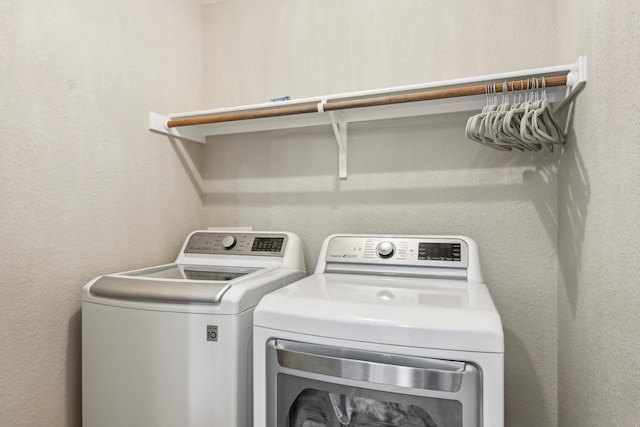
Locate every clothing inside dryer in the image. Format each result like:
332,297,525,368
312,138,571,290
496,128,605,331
287,389,461,427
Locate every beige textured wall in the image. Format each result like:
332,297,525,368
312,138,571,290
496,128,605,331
203,0,560,425
4,0,637,425
557,0,640,425
0,1,205,426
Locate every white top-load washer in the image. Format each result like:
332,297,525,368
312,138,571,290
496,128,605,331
82,230,305,427
254,234,503,427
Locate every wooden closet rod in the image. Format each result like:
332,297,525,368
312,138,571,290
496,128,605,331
166,75,568,128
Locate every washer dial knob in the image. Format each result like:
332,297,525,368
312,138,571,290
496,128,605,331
376,241,396,258
221,235,237,250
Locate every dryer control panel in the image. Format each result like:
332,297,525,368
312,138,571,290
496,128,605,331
184,232,288,257
325,236,469,268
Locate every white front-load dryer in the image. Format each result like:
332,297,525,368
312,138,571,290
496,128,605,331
82,230,305,427
253,234,503,427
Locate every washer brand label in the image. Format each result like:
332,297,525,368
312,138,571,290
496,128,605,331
206,325,218,342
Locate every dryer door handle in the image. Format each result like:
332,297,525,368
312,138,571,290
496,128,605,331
273,339,469,392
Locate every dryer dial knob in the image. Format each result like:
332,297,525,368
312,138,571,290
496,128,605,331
221,236,237,250
376,241,396,258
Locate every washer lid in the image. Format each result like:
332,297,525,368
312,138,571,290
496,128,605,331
254,273,503,353
90,264,263,304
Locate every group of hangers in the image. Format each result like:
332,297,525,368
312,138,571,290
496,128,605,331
466,77,566,152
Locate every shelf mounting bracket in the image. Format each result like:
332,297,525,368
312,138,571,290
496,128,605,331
149,112,206,144
328,111,348,179
555,56,588,115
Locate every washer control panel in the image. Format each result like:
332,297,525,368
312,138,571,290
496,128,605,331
184,232,288,257
325,236,469,268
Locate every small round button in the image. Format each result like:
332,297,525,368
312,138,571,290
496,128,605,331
376,241,395,258
221,236,237,250
377,290,396,302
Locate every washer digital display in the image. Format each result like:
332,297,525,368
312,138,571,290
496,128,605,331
251,237,284,253
418,242,462,262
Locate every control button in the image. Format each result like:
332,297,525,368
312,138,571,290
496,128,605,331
377,290,396,302
221,236,237,250
376,241,396,258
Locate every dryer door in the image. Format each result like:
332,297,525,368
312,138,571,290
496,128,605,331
266,340,480,427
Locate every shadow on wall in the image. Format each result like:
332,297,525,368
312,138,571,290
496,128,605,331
504,328,553,427
557,129,590,318
523,162,560,249
67,309,82,427
175,115,559,195
170,136,205,200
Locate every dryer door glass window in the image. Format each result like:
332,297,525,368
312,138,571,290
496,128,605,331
283,384,462,427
